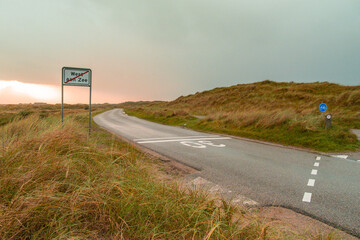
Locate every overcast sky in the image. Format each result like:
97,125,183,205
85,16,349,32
0,0,359,103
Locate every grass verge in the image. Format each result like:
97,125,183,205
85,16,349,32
121,81,360,152
0,109,345,239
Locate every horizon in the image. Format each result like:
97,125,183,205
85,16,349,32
0,79,357,105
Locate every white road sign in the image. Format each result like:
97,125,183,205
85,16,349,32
61,66,92,134
62,67,91,86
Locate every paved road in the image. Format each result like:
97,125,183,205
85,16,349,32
94,109,360,237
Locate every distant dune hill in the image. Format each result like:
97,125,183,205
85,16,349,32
122,81,360,152
165,80,357,114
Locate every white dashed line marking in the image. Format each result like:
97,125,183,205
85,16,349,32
303,156,321,203
307,179,315,187
137,137,231,144
302,192,312,202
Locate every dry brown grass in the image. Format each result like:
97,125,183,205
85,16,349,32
0,115,271,239
122,81,360,151
0,108,346,239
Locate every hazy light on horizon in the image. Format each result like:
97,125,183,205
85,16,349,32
0,79,136,104
0,80,59,103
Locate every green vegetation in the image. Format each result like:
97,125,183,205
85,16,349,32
0,103,121,126
0,105,342,239
122,81,360,152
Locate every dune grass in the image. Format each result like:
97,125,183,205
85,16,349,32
122,81,360,152
1,114,240,239
0,107,344,239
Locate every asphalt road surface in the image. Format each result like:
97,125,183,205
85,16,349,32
94,109,360,237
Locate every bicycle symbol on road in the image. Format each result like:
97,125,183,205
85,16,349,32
180,140,226,148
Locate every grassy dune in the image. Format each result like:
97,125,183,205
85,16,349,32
122,81,360,152
0,106,344,239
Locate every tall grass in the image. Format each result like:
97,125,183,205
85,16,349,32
0,113,311,239
122,81,360,152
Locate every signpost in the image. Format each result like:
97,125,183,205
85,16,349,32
325,114,332,129
319,103,327,112
319,103,332,129
62,67,92,134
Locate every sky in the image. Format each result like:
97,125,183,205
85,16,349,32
0,0,359,104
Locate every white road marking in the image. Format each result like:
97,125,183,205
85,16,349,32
302,192,312,202
180,140,227,148
302,157,321,203
134,135,213,141
307,179,315,187
137,137,231,144
331,155,348,159
198,140,226,147
180,141,207,148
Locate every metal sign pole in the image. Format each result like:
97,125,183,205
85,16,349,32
2,127,5,155
89,81,92,135
61,70,64,124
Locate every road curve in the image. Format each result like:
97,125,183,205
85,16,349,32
94,109,360,237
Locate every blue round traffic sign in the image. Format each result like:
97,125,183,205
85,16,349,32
319,103,327,112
